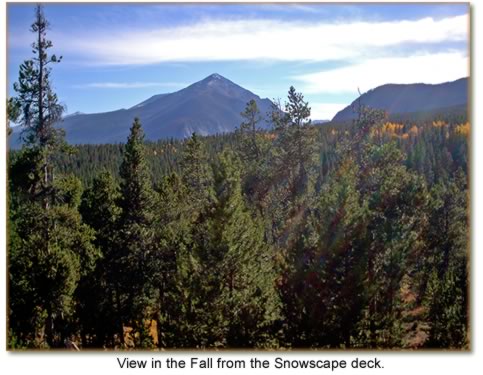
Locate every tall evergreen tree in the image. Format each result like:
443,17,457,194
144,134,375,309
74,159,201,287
8,5,98,349
267,87,317,245
12,4,66,209
281,157,369,347
160,133,216,347
78,171,121,347
355,142,427,348
119,118,155,226
238,99,262,164
346,108,427,348
9,176,98,348
422,169,468,348
202,151,281,347
271,86,316,202
153,173,193,347
116,118,158,347
237,100,271,207
180,132,215,219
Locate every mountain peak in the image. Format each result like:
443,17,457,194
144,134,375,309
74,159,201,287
190,73,253,99
10,73,275,146
200,73,231,85
207,73,223,80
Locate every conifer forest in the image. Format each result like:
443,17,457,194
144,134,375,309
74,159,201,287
7,6,469,350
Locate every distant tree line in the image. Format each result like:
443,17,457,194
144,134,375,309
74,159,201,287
7,5,469,349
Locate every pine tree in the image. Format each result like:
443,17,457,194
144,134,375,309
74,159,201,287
272,86,316,201
119,118,155,227
12,4,66,209
237,100,271,207
238,99,262,164
192,151,280,347
281,157,370,347
116,118,157,346
157,134,216,347
423,169,468,348
356,142,426,348
9,177,98,348
180,133,215,219
268,87,317,245
8,5,98,348
156,150,281,348
154,173,193,347
78,171,121,347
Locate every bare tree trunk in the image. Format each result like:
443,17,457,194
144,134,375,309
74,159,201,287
45,306,54,348
115,287,125,346
368,251,376,348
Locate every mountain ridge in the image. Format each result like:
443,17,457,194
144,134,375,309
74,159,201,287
9,75,469,147
332,77,468,122
10,73,274,146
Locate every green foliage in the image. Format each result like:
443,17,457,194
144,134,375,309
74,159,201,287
271,86,317,203
13,5,64,149
7,97,21,136
119,118,155,226
204,151,281,347
421,170,468,348
116,118,159,343
78,170,121,347
180,132,215,217
53,175,83,208
354,142,427,348
8,5,99,349
282,157,370,347
236,100,272,209
9,201,97,348
238,99,263,164
263,87,318,250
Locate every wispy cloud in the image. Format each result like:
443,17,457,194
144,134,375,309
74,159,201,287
293,52,468,94
37,14,467,66
73,81,187,89
256,3,337,15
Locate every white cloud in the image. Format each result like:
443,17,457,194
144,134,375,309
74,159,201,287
293,52,468,94
310,103,348,120
48,15,467,65
73,81,186,89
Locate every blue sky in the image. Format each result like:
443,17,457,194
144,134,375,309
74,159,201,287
7,3,469,120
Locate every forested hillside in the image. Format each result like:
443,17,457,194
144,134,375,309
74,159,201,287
8,99,470,349
7,5,469,350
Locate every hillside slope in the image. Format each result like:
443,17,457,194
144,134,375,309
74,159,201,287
332,77,468,122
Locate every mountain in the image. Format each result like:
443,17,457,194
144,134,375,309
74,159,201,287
10,74,274,146
331,77,468,122
312,120,330,125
